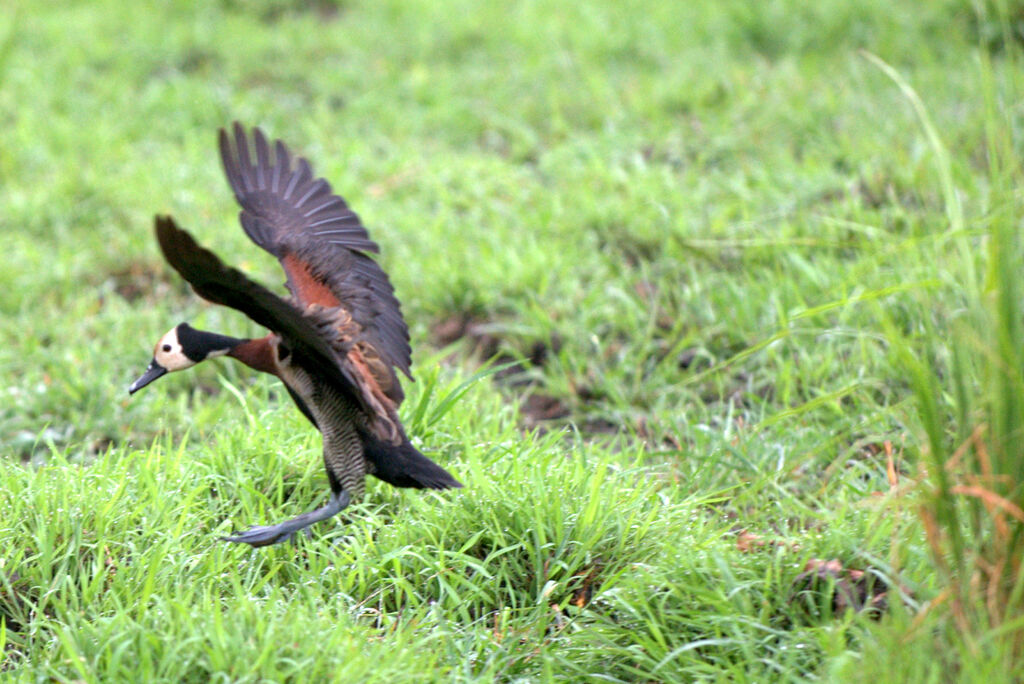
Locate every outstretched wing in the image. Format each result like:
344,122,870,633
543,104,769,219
154,215,401,440
218,122,377,255
218,123,412,393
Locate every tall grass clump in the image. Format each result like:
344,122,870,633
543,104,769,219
878,38,1024,670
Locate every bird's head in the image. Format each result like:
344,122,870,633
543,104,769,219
129,323,240,394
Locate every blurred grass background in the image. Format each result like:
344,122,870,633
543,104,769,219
1,0,1023,680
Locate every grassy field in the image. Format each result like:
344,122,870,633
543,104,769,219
1,0,1022,680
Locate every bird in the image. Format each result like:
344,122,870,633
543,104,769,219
129,123,462,547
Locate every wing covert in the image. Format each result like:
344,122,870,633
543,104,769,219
218,123,413,381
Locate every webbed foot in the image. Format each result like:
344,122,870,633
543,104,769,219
221,490,351,547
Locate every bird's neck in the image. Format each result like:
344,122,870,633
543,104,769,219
226,334,280,375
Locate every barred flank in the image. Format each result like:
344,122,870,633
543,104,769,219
315,383,366,500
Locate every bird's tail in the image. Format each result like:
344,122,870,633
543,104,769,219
362,434,463,490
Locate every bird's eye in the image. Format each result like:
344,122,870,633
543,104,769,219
162,344,172,352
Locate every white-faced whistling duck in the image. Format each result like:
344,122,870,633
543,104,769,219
129,123,462,547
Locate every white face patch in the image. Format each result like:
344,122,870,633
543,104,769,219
153,327,197,372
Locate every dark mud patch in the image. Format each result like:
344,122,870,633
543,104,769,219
593,224,664,267
222,0,346,23
98,261,179,304
676,347,712,371
520,393,571,428
789,558,902,622
431,313,501,359
429,312,686,444
430,313,562,385
0,570,38,635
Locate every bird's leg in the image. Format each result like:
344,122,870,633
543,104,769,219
221,489,351,547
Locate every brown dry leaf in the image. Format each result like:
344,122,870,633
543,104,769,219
885,440,898,489
950,484,1024,522
735,529,798,553
736,530,766,553
570,568,598,608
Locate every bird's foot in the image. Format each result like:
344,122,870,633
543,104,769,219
221,489,351,548
220,523,310,547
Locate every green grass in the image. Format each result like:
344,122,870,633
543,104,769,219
1,0,1021,680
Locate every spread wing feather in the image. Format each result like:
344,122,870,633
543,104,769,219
154,216,371,418
218,123,412,382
